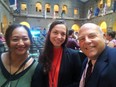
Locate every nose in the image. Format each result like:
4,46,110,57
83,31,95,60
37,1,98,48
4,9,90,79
57,34,62,38
85,37,91,43
18,39,24,45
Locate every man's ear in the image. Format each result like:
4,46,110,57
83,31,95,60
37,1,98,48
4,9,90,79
103,33,106,40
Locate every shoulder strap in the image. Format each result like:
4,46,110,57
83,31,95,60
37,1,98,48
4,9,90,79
13,56,32,75
1,56,32,87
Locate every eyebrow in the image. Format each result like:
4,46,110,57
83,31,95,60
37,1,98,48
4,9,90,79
78,33,98,39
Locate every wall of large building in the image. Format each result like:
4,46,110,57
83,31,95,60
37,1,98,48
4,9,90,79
0,0,14,34
12,0,84,30
84,0,116,32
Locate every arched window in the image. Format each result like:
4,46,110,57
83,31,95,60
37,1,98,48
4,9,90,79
99,21,107,33
98,0,103,8
54,4,59,13
74,8,78,15
35,2,42,12
21,3,27,11
72,24,80,32
62,5,68,14
45,3,51,12
106,0,111,7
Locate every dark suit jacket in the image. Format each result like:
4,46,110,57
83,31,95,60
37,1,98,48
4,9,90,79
31,47,82,87
82,46,116,87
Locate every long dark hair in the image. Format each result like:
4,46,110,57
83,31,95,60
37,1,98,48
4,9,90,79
39,20,68,73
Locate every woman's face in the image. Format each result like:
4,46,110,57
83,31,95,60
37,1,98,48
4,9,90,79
9,27,31,55
50,24,67,48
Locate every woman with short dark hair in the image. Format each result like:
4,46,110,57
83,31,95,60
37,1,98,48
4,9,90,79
0,24,42,87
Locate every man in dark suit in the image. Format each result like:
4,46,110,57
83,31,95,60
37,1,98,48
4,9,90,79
78,23,116,87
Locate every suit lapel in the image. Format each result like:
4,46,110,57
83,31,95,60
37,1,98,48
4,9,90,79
88,47,109,87
57,47,67,87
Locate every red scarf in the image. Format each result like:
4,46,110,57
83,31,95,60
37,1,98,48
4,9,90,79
49,47,63,87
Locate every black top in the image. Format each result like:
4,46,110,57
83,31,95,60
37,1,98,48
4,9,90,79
32,47,82,87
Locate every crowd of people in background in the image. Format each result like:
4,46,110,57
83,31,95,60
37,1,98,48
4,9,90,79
87,0,116,19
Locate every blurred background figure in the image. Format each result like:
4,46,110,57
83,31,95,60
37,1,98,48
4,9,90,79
66,29,80,50
0,33,5,53
102,3,108,15
87,7,93,19
0,33,5,42
74,31,79,40
112,0,116,12
106,30,116,48
94,7,100,16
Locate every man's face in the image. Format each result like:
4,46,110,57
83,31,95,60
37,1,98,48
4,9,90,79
78,26,106,60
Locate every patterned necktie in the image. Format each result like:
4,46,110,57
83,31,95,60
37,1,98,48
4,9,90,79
84,60,92,87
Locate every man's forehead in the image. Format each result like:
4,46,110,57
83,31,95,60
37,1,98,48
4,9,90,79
79,28,98,34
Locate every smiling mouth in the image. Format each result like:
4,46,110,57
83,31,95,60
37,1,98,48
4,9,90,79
17,47,25,50
85,46,95,50
56,41,62,44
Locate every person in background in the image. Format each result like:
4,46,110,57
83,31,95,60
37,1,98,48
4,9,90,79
106,30,116,48
0,33,5,53
0,33,6,53
32,20,82,87
94,7,100,16
0,33,5,42
102,3,108,16
87,7,93,19
0,40,5,53
66,29,80,50
112,0,116,12
74,31,79,40
78,23,116,87
0,24,42,87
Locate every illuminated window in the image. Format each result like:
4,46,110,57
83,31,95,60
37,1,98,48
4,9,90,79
36,2,42,12
62,5,68,14
54,5,59,13
100,21,107,33
106,0,111,7
45,4,51,12
113,21,116,31
72,24,80,32
98,0,103,8
74,8,78,15
21,3,27,11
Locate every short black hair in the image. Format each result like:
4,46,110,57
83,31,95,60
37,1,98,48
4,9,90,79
107,30,116,39
5,24,33,47
68,29,74,36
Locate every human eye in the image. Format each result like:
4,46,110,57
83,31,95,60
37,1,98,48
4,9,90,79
22,37,29,41
89,33,96,39
12,38,19,42
61,32,66,36
53,31,58,35
78,37,85,42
